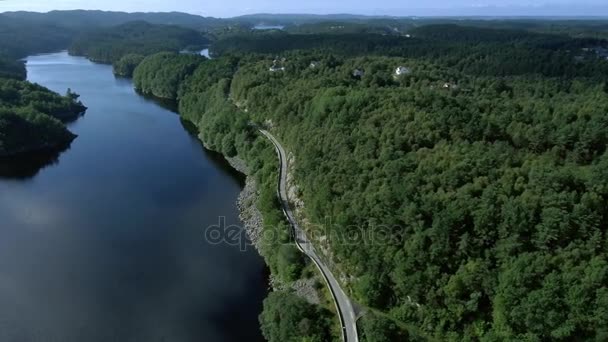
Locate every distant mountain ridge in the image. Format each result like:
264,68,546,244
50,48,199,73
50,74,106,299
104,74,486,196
1,10,226,30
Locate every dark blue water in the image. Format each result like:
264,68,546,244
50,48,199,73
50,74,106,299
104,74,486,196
0,52,267,341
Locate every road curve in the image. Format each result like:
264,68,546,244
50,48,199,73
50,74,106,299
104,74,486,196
260,129,359,342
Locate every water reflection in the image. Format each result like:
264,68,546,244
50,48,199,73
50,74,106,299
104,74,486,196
0,148,64,179
180,119,246,185
134,89,179,112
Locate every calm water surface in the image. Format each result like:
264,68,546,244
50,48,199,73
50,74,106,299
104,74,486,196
0,52,267,341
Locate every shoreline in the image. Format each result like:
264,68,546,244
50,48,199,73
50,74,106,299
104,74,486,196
68,49,324,320
224,155,265,251
221,147,321,304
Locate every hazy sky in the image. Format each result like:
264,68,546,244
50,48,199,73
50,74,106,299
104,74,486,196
0,0,607,17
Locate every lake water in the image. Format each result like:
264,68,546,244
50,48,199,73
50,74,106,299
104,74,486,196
0,52,267,341
253,25,285,30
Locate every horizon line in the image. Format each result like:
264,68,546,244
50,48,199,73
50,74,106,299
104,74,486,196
1,9,608,20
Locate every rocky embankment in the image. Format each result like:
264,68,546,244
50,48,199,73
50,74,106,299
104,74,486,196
224,153,321,305
225,156,264,250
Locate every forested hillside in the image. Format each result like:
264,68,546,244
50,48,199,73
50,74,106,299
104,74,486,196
2,10,228,30
112,54,145,77
0,57,26,80
227,54,608,340
210,32,411,56
133,52,206,99
0,14,74,59
68,21,209,63
132,23,608,339
212,26,608,80
284,21,399,35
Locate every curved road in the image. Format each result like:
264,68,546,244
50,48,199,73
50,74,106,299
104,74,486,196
260,129,359,342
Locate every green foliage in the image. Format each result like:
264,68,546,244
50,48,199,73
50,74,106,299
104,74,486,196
285,21,400,35
69,21,209,64
492,252,608,340
133,52,206,99
211,32,412,57
0,77,85,156
211,25,608,79
112,54,145,77
0,56,26,80
260,291,332,342
277,244,306,282
0,79,86,120
179,49,608,339
224,52,608,340
361,314,410,342
0,108,75,157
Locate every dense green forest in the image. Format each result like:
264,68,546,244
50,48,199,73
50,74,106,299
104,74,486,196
133,52,206,99
422,19,608,40
210,31,410,56
131,23,608,340
229,54,608,341
0,14,74,59
260,291,333,342
68,21,209,63
113,53,145,77
284,21,401,35
0,77,86,157
0,57,26,80
211,25,608,79
234,14,608,39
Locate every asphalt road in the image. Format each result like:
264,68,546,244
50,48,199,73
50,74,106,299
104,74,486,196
260,129,359,342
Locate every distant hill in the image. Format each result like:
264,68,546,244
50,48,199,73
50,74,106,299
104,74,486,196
3,10,608,40
0,56,26,80
234,13,397,24
68,21,210,64
0,14,74,58
2,10,227,30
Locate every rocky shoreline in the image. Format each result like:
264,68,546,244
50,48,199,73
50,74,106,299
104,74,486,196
224,153,321,304
226,155,265,250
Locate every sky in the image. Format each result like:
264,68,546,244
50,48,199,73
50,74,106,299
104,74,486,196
0,0,607,17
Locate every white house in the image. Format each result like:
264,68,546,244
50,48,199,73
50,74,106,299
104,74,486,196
269,59,285,72
269,65,285,72
352,69,365,78
395,66,411,76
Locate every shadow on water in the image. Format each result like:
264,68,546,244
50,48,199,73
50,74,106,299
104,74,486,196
0,146,68,180
61,110,87,124
180,119,247,186
0,106,86,180
134,89,179,112
133,88,247,186
113,75,179,111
